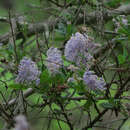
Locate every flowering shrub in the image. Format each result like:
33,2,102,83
0,1,130,130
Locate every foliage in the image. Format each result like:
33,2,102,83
0,0,130,130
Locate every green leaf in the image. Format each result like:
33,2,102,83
106,0,121,8
84,97,93,110
75,80,86,94
118,27,128,35
8,84,27,90
100,102,113,109
51,73,65,85
123,46,128,58
66,24,73,35
40,70,51,87
118,54,126,64
63,60,71,67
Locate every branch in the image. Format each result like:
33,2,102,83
93,37,127,59
77,4,130,25
0,16,9,23
114,4,130,15
0,4,130,44
0,18,57,45
82,109,108,130
7,88,34,106
58,101,73,130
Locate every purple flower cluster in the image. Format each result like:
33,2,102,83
14,115,29,130
15,57,41,85
64,32,93,67
46,47,63,74
83,71,106,91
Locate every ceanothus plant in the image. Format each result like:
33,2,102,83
0,1,130,129
14,32,106,96
6,29,129,130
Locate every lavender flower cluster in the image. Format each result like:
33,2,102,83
64,32,96,67
46,47,63,74
83,71,106,91
15,57,41,85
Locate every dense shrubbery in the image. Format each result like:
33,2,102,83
0,0,130,130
